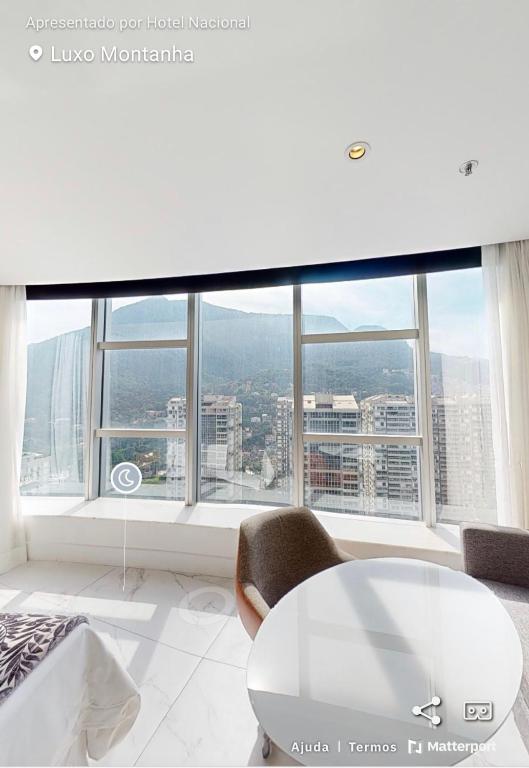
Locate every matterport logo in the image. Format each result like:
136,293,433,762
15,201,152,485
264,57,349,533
408,739,496,755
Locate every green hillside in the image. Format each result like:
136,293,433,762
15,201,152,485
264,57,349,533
24,296,487,455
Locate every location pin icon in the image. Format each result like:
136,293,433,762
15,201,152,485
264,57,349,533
29,45,43,62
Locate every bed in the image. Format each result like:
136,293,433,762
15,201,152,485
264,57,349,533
0,614,140,766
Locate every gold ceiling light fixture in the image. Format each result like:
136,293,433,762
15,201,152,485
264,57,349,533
346,141,370,161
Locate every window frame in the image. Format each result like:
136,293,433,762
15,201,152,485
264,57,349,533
293,277,432,521
86,296,194,503
28,269,482,527
196,289,294,507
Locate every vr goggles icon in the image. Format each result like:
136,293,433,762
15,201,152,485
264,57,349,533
464,702,493,721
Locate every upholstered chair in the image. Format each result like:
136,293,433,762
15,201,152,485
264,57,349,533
461,522,529,750
235,506,354,639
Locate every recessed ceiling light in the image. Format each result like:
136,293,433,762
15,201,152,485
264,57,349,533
346,142,370,161
459,159,479,176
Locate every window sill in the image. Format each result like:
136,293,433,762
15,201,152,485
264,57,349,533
21,495,462,568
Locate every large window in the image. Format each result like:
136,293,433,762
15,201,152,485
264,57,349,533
427,269,496,523
21,265,497,526
199,287,293,505
98,295,190,500
301,277,420,519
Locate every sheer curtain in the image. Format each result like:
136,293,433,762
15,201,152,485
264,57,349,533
50,329,89,488
0,286,27,572
483,241,529,528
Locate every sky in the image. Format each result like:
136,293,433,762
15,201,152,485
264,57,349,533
26,269,488,359
427,268,488,358
27,299,93,344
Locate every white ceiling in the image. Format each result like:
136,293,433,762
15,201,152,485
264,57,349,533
2,0,529,286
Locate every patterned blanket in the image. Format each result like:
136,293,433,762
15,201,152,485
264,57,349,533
0,613,88,703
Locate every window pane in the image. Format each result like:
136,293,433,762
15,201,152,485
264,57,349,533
302,334,418,519
427,268,496,523
22,299,91,496
102,348,186,429
304,442,419,519
302,276,415,334
199,287,293,504
102,437,184,500
303,341,417,432
106,295,188,340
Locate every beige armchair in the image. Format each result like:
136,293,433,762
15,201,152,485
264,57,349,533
235,506,354,639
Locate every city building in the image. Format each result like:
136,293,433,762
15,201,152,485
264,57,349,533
201,395,243,493
302,394,362,514
167,390,496,521
167,395,243,499
166,396,187,498
273,396,294,491
432,395,496,521
361,395,418,518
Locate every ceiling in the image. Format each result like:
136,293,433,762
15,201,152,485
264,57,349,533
2,0,529,286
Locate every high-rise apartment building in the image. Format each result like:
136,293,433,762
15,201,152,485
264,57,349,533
273,396,294,490
166,396,187,497
168,390,495,519
361,394,418,518
274,392,418,517
166,395,243,499
303,394,361,435
431,395,496,520
273,393,363,512
201,395,243,492
302,394,362,512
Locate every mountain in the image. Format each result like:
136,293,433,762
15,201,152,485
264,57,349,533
106,298,415,399
109,297,187,340
24,297,488,454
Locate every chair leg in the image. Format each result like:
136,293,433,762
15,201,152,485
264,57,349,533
262,731,272,759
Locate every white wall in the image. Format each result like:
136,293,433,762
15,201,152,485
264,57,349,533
23,498,462,577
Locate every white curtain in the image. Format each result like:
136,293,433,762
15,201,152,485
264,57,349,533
483,241,529,528
50,329,89,487
0,286,27,572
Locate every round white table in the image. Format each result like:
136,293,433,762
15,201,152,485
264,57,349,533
247,558,523,766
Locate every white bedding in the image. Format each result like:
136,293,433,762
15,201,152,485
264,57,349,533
0,623,140,766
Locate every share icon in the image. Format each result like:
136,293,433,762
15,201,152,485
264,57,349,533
412,695,442,726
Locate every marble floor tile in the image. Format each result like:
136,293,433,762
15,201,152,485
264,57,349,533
2,560,526,768
136,658,262,767
15,588,229,658
135,657,297,767
0,588,31,613
78,567,234,613
15,589,75,615
0,560,113,595
65,567,234,656
89,619,200,767
205,616,253,669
